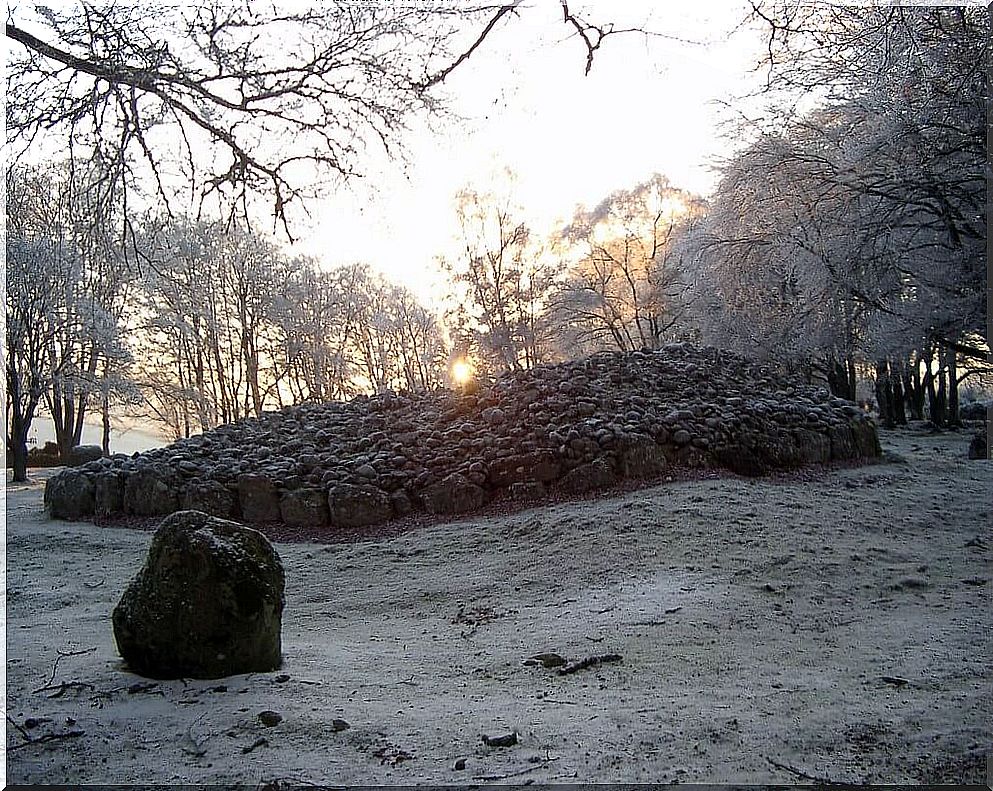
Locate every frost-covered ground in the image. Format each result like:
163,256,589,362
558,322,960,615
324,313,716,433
4,428,990,785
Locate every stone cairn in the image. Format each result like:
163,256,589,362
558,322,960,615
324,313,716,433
45,344,881,528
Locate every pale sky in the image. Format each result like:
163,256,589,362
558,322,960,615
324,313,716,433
287,1,769,303
8,1,770,304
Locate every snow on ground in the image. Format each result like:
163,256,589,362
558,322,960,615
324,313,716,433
3,428,990,785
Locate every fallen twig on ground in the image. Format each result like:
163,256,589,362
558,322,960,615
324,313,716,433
5,714,85,752
557,653,622,675
6,714,32,742
38,681,96,698
765,756,855,785
242,736,268,754
33,647,97,693
472,756,559,781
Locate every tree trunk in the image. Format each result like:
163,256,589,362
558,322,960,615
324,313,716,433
891,359,907,425
874,359,895,429
102,392,111,456
9,413,29,483
244,333,263,417
827,354,856,400
929,359,947,428
946,347,960,426
902,354,925,421
55,406,75,462
72,389,87,447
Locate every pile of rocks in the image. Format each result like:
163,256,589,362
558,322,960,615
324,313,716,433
45,344,881,529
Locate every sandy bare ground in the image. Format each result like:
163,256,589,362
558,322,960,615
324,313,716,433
3,427,990,785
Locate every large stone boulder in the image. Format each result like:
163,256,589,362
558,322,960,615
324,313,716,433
94,472,125,517
112,510,284,679
851,419,881,458
279,488,329,527
560,458,617,494
828,423,858,461
421,473,486,515
124,468,179,516
968,431,988,460
712,441,767,477
488,450,560,487
616,436,668,478
183,480,237,519
237,474,281,523
791,428,831,465
328,483,392,528
45,469,95,519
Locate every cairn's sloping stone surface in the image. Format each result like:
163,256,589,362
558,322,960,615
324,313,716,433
69,444,103,466
112,510,284,679
47,345,883,526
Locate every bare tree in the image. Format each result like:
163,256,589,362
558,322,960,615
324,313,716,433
441,184,559,374
554,174,704,354
6,2,646,236
5,237,73,481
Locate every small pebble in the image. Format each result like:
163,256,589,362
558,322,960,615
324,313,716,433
258,710,283,727
481,731,518,748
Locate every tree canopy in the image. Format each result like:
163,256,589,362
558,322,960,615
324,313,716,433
6,1,642,236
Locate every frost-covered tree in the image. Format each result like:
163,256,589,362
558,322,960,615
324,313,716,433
5,237,74,481
350,268,448,394
554,174,705,355
133,218,290,435
740,3,989,421
274,261,359,405
5,163,134,466
679,5,987,419
274,261,447,401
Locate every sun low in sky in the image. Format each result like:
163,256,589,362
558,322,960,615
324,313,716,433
450,358,475,388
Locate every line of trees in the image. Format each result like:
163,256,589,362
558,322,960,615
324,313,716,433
5,163,452,480
6,161,711,479
440,173,708,373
